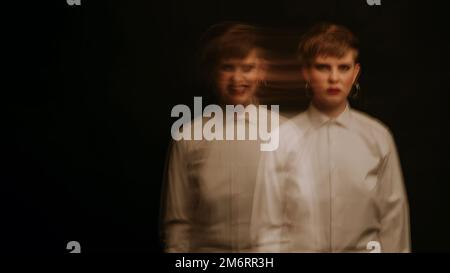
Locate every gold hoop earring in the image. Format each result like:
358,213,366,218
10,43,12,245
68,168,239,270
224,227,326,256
350,82,360,99
305,82,312,98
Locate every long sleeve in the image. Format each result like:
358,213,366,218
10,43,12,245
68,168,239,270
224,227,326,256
250,149,286,252
378,134,411,253
161,140,195,252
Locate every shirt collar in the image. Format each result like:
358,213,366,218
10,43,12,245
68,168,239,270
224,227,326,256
307,102,352,129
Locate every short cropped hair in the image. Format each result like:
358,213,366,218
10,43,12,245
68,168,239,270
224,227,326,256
199,22,263,81
297,22,359,66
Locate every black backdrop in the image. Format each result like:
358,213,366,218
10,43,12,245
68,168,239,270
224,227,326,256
4,0,450,253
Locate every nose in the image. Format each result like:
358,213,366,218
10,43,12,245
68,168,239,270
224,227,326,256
329,68,339,83
231,70,245,83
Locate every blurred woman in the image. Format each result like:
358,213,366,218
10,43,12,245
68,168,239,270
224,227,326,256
161,22,279,252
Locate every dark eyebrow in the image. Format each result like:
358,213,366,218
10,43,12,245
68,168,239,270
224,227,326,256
314,62,331,66
338,63,353,66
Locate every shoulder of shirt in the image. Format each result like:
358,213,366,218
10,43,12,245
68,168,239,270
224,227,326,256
350,109,396,153
351,109,392,135
281,111,311,137
274,111,310,154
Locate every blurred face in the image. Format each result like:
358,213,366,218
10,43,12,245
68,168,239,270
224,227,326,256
303,50,360,113
215,49,264,105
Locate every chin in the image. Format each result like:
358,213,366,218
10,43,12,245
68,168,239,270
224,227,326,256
316,97,346,108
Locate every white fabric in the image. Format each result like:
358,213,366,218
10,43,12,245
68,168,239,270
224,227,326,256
251,103,411,253
162,106,282,252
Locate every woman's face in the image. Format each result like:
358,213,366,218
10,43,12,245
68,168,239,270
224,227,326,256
215,49,263,106
303,50,360,112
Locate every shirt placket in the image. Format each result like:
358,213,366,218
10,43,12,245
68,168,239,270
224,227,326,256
230,133,239,252
317,122,332,252
327,121,336,253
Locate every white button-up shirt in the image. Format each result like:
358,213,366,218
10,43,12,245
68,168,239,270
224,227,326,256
251,103,411,252
161,106,281,252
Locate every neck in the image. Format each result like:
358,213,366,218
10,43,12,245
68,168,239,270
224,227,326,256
312,100,347,118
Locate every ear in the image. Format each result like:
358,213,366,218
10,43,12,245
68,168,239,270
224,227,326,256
258,59,268,80
353,63,361,84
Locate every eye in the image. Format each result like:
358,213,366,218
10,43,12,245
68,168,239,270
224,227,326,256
242,64,255,72
339,65,351,72
314,64,329,71
220,64,234,72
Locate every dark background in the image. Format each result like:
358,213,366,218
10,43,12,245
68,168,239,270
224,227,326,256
4,0,450,253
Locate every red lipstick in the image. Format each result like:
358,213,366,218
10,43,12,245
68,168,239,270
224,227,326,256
327,88,341,95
